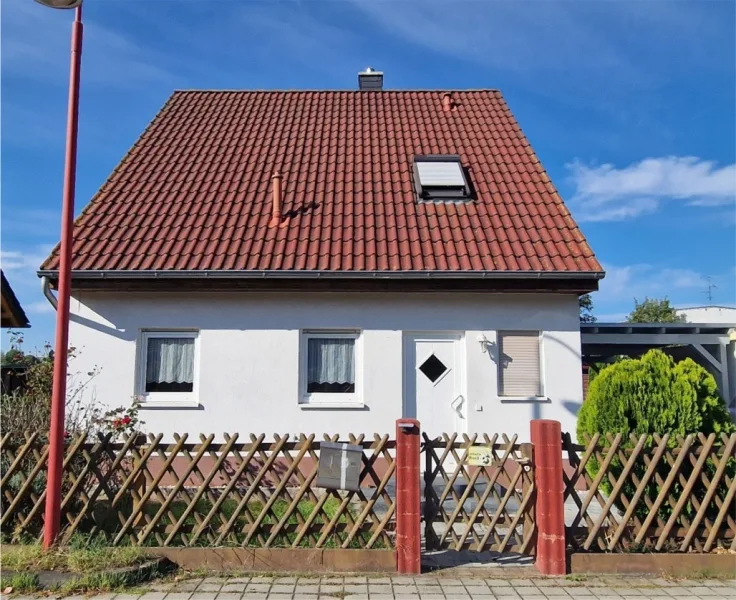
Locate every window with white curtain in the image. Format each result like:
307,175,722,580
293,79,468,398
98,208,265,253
497,331,543,398
137,331,198,399
301,331,361,405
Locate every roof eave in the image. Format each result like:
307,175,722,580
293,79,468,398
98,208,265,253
37,269,605,281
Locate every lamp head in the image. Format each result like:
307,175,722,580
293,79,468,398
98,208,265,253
33,0,82,8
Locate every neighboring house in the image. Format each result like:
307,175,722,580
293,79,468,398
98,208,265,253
677,305,736,325
38,70,604,437
1,271,29,329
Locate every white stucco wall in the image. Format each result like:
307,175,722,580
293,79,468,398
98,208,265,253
67,291,583,440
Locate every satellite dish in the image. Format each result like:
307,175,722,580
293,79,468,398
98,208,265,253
33,0,83,8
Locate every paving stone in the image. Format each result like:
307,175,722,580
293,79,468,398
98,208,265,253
369,585,394,594
173,583,203,592
592,589,621,597
164,595,192,600
320,585,343,594
204,578,230,584
221,584,247,592
299,579,322,585
345,577,369,584
217,593,243,600
649,580,678,588
246,584,272,593
140,593,167,600
270,585,295,593
198,584,224,592
190,594,218,600
487,580,513,587
513,580,537,587
298,586,320,594
228,578,251,583
345,585,369,593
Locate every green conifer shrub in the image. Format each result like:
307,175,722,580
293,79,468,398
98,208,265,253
576,349,734,531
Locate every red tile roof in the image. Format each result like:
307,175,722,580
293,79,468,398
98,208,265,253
41,90,602,276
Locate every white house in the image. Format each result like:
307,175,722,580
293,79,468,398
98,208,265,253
39,71,604,439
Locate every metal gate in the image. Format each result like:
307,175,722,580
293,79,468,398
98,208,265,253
422,433,536,554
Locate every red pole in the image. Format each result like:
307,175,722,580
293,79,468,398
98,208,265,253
43,4,83,550
530,419,566,575
395,418,421,574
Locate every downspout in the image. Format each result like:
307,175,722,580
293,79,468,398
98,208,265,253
41,276,58,310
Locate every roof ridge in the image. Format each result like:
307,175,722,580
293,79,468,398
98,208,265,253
171,88,503,93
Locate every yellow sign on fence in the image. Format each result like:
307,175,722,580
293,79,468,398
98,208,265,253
466,446,494,466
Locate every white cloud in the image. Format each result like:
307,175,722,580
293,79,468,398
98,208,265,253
598,263,710,301
568,156,736,221
25,301,54,315
2,0,177,89
1,246,54,277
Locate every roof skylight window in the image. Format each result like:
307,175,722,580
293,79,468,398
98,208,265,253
413,155,472,202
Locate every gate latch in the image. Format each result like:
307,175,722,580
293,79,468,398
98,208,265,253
517,456,532,472
518,442,533,472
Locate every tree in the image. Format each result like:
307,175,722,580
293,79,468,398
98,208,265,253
626,297,686,323
579,293,596,323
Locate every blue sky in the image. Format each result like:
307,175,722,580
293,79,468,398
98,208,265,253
2,0,735,352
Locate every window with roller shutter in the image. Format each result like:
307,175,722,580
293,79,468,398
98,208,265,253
498,331,543,397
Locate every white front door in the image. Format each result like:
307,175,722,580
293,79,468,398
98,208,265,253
404,334,465,438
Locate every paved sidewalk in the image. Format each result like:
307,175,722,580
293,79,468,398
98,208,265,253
11,575,735,600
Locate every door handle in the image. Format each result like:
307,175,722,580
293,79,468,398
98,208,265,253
451,394,465,418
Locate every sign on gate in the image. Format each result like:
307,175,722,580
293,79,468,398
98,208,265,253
466,446,494,466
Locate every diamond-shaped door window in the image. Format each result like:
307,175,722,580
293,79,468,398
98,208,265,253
419,354,448,383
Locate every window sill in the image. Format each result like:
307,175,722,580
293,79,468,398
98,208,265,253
136,400,202,409
299,402,365,410
499,396,550,403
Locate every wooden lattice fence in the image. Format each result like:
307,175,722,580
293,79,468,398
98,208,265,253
0,432,396,548
563,432,736,553
422,433,535,554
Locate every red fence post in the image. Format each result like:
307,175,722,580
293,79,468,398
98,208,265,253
530,419,566,575
395,418,421,574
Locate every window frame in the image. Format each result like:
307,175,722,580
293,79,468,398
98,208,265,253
413,154,472,203
496,330,545,400
135,330,200,407
299,330,363,408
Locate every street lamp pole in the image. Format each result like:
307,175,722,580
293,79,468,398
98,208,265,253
36,0,84,549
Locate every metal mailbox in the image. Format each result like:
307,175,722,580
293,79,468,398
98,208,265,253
317,442,363,492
